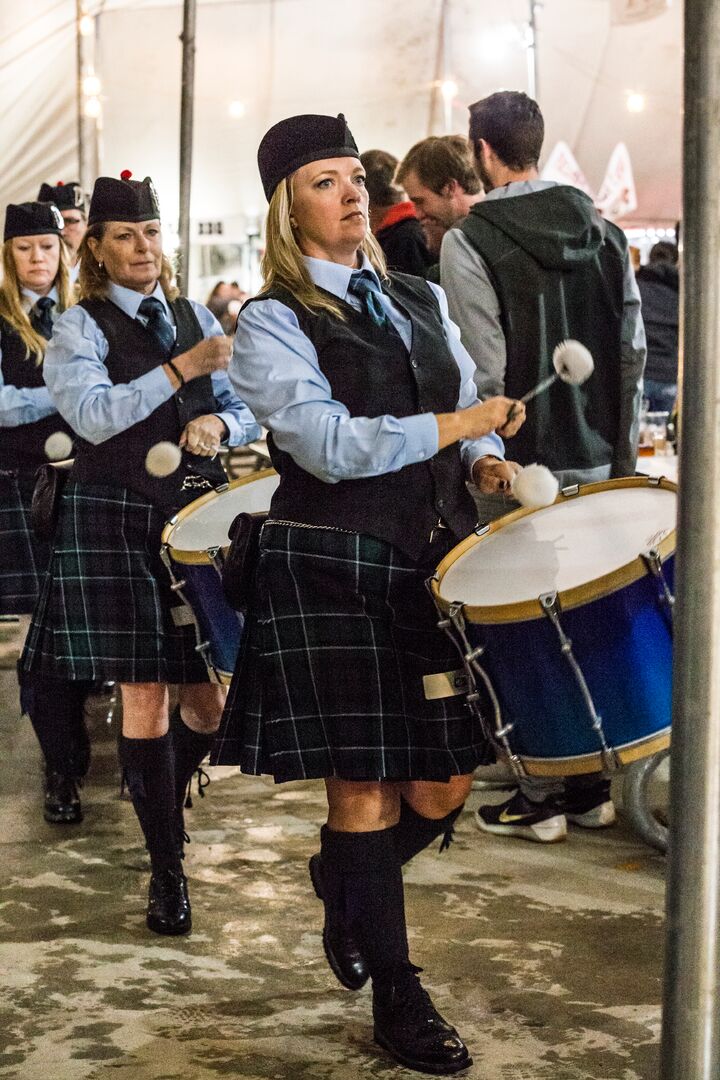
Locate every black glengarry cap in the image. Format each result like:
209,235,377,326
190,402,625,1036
4,201,64,242
258,113,359,201
37,181,86,213
87,170,161,226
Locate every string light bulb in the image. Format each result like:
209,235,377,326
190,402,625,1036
626,92,646,113
440,79,458,101
78,14,94,36
228,100,246,119
83,96,102,119
83,73,102,97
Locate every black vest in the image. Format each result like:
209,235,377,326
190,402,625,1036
461,197,627,471
257,274,477,562
0,318,73,474
72,297,226,512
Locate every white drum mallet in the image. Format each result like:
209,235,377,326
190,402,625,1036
506,339,594,423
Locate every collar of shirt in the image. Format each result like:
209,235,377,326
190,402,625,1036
108,280,172,322
21,285,59,313
484,178,558,202
303,253,381,304
302,253,413,350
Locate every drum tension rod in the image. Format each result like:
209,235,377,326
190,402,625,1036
539,591,621,773
642,548,675,616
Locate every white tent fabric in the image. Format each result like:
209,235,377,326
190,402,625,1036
0,0,681,240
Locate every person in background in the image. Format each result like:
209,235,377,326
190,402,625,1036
37,182,87,283
441,90,646,843
395,135,483,273
359,149,434,276
0,200,94,824
22,172,261,936
636,241,679,413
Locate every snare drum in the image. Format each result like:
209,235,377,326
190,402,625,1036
161,469,279,683
431,477,676,776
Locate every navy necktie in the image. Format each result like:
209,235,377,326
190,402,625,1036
348,272,393,331
32,296,55,340
138,296,175,357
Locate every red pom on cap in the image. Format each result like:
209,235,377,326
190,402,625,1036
120,169,133,181
56,180,65,186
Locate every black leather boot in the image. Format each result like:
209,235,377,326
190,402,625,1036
146,868,192,936
119,732,191,936
373,964,472,1075
309,845,368,990
44,771,83,824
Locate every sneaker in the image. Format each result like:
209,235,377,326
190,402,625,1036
373,964,472,1075
475,789,567,843
563,779,616,829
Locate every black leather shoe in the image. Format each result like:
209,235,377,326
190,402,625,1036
373,965,473,1075
309,853,369,991
44,772,83,824
146,869,192,935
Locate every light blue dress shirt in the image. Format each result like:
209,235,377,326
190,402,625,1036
44,281,261,446
229,255,504,485
0,286,60,427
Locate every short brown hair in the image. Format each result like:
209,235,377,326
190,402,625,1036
395,136,481,196
468,91,544,170
359,149,403,208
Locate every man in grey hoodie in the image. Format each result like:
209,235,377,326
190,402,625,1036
441,91,647,843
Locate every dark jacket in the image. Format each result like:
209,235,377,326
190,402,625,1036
636,262,679,384
460,185,628,474
376,203,435,278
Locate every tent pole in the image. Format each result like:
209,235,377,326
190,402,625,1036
178,0,197,296
527,2,539,102
75,1,88,193
660,0,720,1075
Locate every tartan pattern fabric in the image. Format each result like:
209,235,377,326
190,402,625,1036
22,482,209,684
211,522,493,781
0,471,50,615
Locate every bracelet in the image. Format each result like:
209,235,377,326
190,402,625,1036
166,359,185,387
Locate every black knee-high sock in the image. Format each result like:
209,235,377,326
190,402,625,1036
320,825,409,984
19,665,92,777
392,798,465,866
118,733,182,875
169,706,214,813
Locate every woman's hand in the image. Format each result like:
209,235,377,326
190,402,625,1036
171,336,233,384
179,415,228,457
471,456,522,494
436,396,526,450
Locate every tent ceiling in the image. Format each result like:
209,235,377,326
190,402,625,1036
0,0,682,228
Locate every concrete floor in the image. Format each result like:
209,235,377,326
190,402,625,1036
0,632,666,1080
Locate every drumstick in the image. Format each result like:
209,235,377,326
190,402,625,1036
506,340,594,423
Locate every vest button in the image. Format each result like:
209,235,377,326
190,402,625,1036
437,498,445,508
411,359,419,368
177,394,184,404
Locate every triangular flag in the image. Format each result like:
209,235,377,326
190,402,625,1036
596,142,638,219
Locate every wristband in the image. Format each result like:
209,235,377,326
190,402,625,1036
166,359,185,387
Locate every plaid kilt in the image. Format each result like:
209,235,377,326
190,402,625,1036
211,521,493,782
22,482,209,684
0,470,50,615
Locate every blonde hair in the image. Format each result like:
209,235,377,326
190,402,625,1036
260,176,388,319
0,237,74,364
78,223,179,303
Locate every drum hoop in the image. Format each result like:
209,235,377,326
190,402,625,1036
431,475,678,625
161,467,278,565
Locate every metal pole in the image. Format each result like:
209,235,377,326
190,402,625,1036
660,0,720,1076
178,0,197,296
527,1,539,103
75,1,90,193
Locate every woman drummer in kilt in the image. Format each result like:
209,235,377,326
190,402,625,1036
212,114,525,1074
21,173,261,936
0,200,95,825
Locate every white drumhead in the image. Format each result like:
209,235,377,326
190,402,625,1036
168,473,279,552
438,485,677,608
